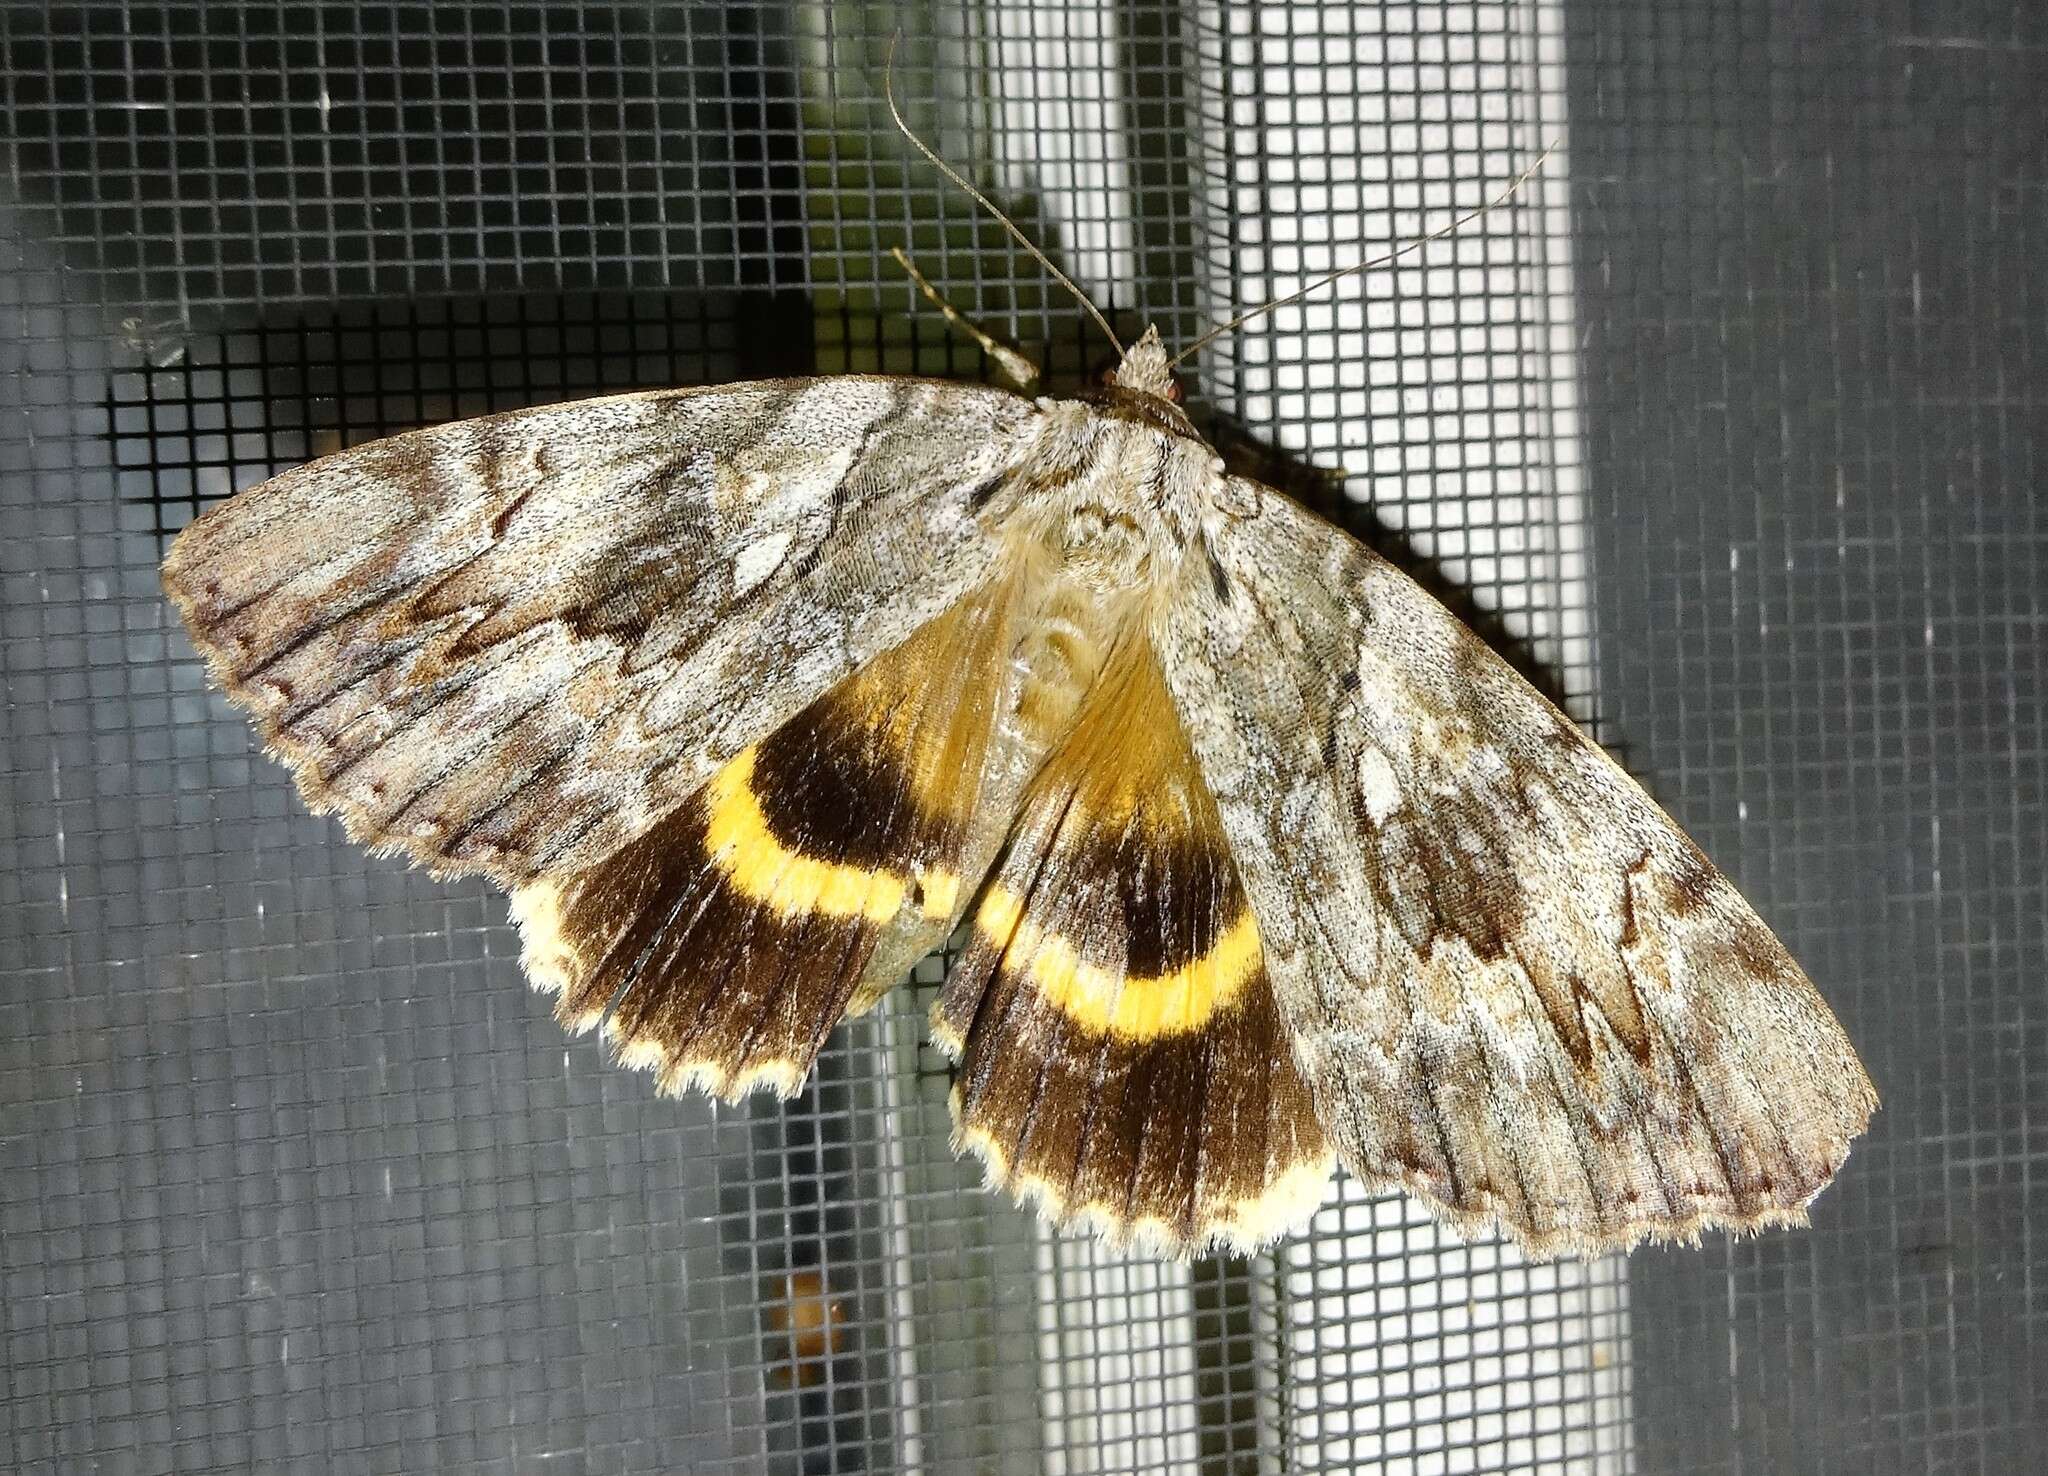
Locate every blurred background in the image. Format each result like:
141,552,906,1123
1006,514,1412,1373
0,2,2040,1471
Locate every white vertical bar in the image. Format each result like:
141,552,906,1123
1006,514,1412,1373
876,1008,928,1471
981,0,1139,306
1186,2,1630,1471
1036,1239,1205,1474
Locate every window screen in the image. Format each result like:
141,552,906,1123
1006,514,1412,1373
2,3,2039,1471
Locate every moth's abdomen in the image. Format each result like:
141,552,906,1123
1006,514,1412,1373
1002,584,1116,756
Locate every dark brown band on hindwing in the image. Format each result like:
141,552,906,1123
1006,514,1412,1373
942,951,1330,1253
511,584,1013,1100
933,641,1332,1254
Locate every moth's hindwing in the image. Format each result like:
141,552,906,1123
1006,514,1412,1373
935,636,1335,1257
1159,479,1878,1257
512,575,1025,1100
161,379,1041,886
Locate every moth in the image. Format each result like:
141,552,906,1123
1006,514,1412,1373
161,123,1875,1261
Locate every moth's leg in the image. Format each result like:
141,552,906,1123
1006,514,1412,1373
890,246,1041,390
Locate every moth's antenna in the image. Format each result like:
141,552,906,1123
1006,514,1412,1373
883,39,1125,358
1167,141,1561,370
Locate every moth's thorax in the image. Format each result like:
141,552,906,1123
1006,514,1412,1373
1021,399,1221,584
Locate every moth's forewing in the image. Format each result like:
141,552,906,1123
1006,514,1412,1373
1156,479,1877,1256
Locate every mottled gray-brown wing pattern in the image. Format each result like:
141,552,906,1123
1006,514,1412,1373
163,378,1044,885
1156,478,1876,1257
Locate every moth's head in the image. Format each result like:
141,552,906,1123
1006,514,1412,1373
1105,325,1181,404
1092,326,1197,439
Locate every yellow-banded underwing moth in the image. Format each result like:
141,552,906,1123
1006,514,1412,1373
162,112,1875,1261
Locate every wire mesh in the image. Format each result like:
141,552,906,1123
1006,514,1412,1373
1,2,2041,1473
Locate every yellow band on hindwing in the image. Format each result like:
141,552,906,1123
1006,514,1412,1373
703,745,958,923
974,883,1262,1040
